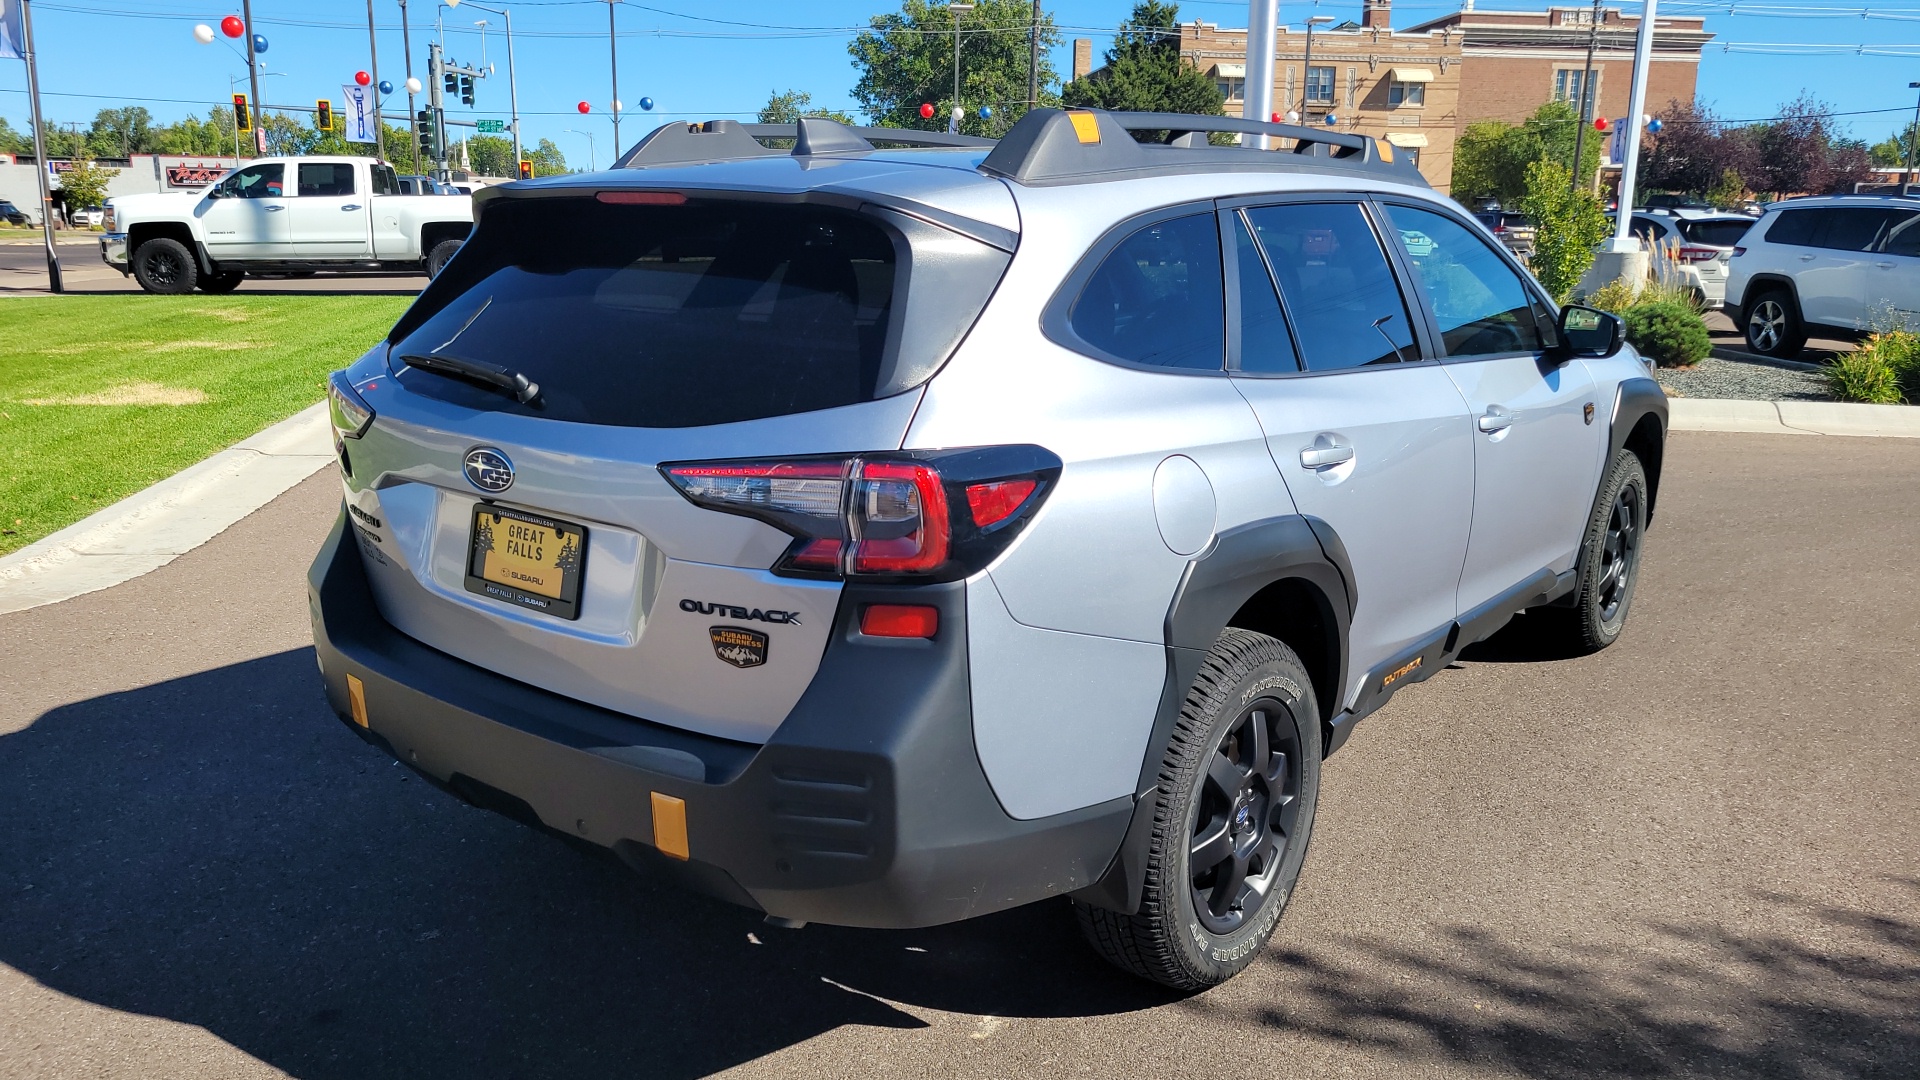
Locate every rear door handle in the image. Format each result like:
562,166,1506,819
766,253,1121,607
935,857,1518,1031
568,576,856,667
1298,435,1354,469
263,204,285,212
1877,261,1896,270
342,204,362,211
1478,407,1514,434
1797,253,1815,261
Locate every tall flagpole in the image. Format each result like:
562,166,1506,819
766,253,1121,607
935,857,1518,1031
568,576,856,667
21,0,62,292
242,0,264,153
366,0,385,161
607,0,621,160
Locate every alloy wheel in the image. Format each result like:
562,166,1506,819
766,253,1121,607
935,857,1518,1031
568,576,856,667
1748,300,1785,352
1596,482,1641,622
1189,698,1303,935
147,251,182,288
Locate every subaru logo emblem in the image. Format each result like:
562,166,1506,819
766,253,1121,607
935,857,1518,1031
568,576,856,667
464,447,514,493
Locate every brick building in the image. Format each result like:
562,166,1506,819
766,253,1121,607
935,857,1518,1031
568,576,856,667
1070,2,1712,194
1402,3,1711,132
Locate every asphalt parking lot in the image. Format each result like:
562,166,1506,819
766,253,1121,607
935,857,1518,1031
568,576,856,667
0,238,425,295
2,431,1916,1079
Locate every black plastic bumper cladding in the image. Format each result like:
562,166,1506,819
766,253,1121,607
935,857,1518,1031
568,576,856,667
307,511,1129,928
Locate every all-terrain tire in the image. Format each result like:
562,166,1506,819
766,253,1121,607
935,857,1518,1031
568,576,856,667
1743,288,1807,358
1073,628,1321,991
426,239,463,279
131,237,198,295
1544,449,1650,654
198,271,245,293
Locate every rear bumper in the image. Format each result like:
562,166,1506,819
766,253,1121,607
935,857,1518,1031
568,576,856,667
308,511,1130,928
99,232,129,273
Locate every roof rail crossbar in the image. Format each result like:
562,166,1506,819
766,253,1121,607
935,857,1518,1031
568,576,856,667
614,118,993,169
979,108,1426,188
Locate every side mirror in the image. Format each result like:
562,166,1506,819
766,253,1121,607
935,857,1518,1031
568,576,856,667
205,185,225,200
1557,304,1624,360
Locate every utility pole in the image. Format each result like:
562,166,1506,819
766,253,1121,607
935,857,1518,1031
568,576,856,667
20,0,61,291
1903,81,1920,190
1608,0,1658,249
366,0,385,161
607,0,621,159
1028,1,1040,113
1569,0,1601,194
242,0,264,153
429,40,447,177
400,0,420,168
1244,0,1278,149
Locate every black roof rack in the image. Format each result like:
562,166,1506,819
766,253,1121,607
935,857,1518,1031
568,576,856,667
979,108,1427,188
614,117,993,169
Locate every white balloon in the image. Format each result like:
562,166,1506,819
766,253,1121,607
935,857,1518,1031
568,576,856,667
612,99,623,114
193,23,216,44
405,76,423,94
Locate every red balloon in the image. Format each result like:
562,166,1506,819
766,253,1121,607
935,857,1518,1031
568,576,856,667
918,103,934,119
354,71,371,87
577,101,591,114
220,15,244,38
1594,117,1609,131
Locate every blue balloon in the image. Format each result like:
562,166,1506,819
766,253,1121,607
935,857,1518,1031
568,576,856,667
251,33,267,53
378,80,394,95
979,105,992,119
638,96,655,112
1647,118,1664,134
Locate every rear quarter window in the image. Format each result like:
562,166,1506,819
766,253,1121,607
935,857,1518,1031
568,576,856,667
1764,209,1818,247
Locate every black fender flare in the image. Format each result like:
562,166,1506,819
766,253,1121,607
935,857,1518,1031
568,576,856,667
1072,515,1354,914
1733,272,1800,322
1609,376,1668,523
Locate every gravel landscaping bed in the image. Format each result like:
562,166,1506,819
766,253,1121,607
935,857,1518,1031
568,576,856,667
1654,356,1831,402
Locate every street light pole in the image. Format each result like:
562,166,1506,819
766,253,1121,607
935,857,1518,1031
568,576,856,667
566,128,596,171
1903,82,1920,190
450,0,522,172
607,0,621,159
1300,15,1333,119
400,0,421,169
949,2,973,134
366,0,386,162
1244,0,1278,149
20,0,60,291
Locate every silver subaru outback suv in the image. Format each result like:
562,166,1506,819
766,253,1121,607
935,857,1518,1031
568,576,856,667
312,109,1667,991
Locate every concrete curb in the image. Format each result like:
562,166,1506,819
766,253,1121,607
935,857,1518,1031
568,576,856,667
0,403,333,615
1707,345,1827,373
1668,398,1920,438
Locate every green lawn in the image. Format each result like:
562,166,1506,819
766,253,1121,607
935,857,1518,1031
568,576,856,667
0,295,412,556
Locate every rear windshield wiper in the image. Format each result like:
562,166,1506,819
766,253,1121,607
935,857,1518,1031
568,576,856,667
398,353,541,406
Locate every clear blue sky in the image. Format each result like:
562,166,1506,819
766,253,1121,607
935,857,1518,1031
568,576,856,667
1,0,1914,169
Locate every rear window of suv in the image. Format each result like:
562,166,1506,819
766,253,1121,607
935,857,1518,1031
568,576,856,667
387,195,1009,428
1678,218,1752,248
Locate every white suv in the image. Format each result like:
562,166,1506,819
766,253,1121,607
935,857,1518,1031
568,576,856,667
1725,194,1920,357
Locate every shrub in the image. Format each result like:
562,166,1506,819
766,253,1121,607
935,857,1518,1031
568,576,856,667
1829,333,1915,404
1622,299,1712,368
1516,158,1611,303
1583,279,1638,315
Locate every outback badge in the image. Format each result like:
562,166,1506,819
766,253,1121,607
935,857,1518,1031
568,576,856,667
709,626,768,669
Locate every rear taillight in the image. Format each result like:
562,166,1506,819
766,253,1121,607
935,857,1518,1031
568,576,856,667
1678,246,1719,263
662,446,1061,582
1731,246,1747,258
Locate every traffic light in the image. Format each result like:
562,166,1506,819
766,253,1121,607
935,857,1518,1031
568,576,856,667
459,75,474,106
517,159,533,180
416,109,438,160
443,72,458,97
233,93,252,133
314,99,333,132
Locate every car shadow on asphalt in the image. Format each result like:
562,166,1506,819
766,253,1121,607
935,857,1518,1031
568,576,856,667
1236,888,1920,1079
0,649,1169,1079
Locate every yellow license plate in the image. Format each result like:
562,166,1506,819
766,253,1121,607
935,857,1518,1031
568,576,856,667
464,505,587,620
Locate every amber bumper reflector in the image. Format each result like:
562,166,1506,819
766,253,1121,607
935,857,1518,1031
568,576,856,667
652,792,690,861
1068,111,1101,144
346,673,368,728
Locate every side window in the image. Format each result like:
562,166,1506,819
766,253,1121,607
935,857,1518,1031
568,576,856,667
1764,209,1818,247
1229,212,1298,374
1068,212,1224,371
1243,201,1416,371
371,165,399,196
221,163,284,199
1880,212,1920,258
1813,208,1896,252
298,163,356,197
1381,204,1544,359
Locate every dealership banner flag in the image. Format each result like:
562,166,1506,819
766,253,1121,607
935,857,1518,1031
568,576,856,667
0,0,25,61
342,83,374,142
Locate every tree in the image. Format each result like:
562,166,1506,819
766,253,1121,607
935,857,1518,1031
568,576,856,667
527,137,569,177
153,109,238,157
1061,2,1226,128
849,0,1061,136
58,156,118,215
87,107,154,158
1449,101,1600,206
759,89,857,126
0,116,29,155
37,123,87,160
465,134,515,177
1745,94,1871,196
1640,100,1754,199
1517,158,1608,303
1869,122,1918,169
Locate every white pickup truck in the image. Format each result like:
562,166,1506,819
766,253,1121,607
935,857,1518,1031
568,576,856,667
100,156,474,294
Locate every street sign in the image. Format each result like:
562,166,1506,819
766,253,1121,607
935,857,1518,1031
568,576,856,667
476,119,505,133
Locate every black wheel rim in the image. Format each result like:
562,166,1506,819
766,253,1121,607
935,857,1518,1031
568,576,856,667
147,250,182,287
1596,482,1641,622
1189,698,1302,935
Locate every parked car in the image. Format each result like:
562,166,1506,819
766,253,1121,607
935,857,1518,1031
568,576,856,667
1473,209,1535,259
312,110,1666,992
0,199,33,227
71,205,106,228
99,156,474,294
1725,193,1920,356
1615,207,1757,308
397,174,457,195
